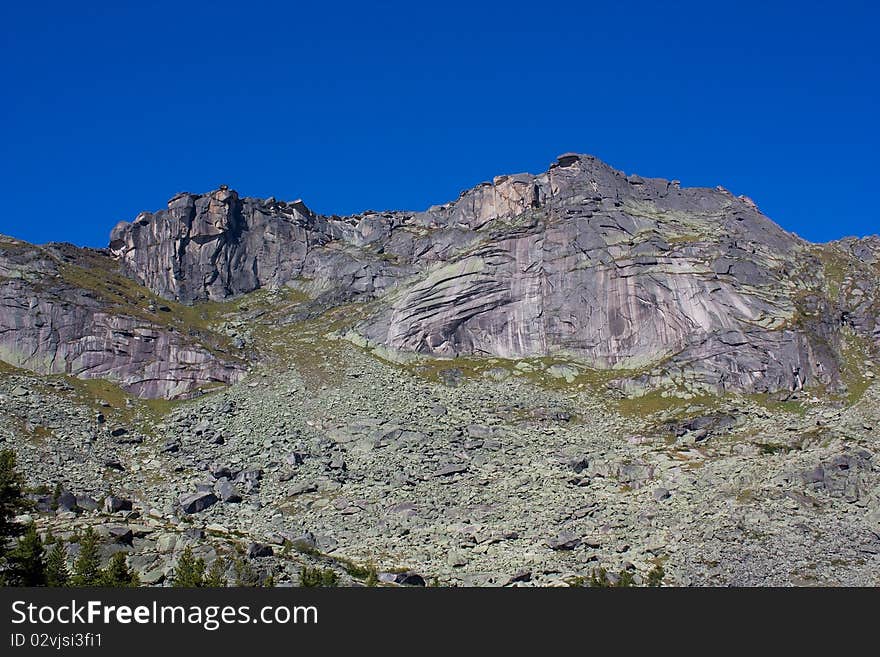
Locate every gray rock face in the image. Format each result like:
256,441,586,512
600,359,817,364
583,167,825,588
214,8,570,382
352,155,852,395
109,189,418,304
0,238,245,399
5,153,880,398
827,236,880,351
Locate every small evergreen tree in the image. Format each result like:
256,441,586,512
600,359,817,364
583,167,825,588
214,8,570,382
0,449,29,580
172,546,205,587
101,552,139,587
45,540,70,587
71,527,102,586
232,554,260,587
204,556,228,587
7,522,46,586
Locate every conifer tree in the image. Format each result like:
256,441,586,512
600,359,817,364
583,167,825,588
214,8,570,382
232,554,259,587
0,449,28,581
172,545,205,587
7,522,46,586
204,556,228,587
101,552,140,587
45,539,70,587
71,527,102,586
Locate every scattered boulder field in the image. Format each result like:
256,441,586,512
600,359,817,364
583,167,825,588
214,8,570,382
1,153,879,586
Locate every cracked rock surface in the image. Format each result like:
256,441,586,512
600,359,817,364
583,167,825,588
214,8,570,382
1,153,879,586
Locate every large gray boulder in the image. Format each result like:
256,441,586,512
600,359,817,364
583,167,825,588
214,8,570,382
179,491,218,514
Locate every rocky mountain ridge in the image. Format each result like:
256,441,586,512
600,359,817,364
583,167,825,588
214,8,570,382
3,153,878,400
1,153,879,587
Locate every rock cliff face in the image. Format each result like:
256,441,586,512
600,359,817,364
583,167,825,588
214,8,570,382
0,237,244,398
108,188,418,305
5,153,879,398
106,153,880,396
356,155,829,395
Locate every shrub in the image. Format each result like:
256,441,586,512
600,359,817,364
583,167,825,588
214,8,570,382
646,563,665,587
300,565,338,587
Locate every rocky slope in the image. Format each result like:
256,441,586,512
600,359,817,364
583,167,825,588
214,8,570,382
1,153,879,587
2,320,879,586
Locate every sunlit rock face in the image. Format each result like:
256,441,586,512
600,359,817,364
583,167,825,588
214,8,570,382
0,240,244,398
6,153,876,398
354,154,847,395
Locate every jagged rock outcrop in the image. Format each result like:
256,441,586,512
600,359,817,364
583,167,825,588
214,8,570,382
108,188,423,304
0,237,244,398
826,236,880,346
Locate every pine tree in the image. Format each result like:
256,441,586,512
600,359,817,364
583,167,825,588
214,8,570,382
172,545,205,587
100,552,140,587
204,556,228,587
232,554,259,587
71,527,102,586
45,540,70,587
0,449,29,580
7,522,46,586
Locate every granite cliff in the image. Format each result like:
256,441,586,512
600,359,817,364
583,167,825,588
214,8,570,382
2,154,880,588
0,237,244,398
98,153,878,398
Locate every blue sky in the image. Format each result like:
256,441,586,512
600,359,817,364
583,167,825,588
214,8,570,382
1,1,876,247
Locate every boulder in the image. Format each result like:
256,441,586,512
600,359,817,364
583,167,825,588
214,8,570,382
547,532,581,551
178,491,218,514
247,543,273,559
103,496,133,514
216,480,242,503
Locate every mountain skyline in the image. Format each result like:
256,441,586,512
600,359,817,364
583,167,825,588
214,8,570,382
2,147,878,249
2,2,877,247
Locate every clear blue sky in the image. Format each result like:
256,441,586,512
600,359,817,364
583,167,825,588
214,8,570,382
1,1,876,247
